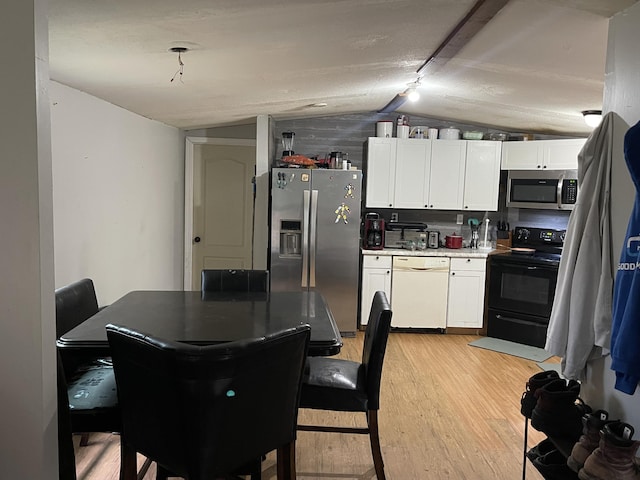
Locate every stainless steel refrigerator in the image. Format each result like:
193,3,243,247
270,168,362,335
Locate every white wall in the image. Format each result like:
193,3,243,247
581,1,640,429
50,82,184,304
0,1,57,476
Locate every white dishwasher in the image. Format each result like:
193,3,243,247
391,256,450,330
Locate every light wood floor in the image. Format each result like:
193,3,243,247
73,332,554,479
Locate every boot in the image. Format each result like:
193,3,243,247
578,422,640,479
567,410,614,473
521,370,560,418
532,449,580,480
531,378,591,440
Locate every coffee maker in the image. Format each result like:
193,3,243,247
364,213,385,250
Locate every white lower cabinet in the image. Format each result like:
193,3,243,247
360,255,392,326
446,257,487,328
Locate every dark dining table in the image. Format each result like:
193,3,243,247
57,290,343,357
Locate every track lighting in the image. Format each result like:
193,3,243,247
378,78,422,113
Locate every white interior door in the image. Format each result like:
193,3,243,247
190,142,255,289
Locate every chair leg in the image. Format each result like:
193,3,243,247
119,442,138,480
79,432,90,446
277,441,296,480
367,410,386,480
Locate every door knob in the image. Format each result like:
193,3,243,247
194,236,201,243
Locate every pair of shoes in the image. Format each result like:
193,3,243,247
578,421,640,480
527,438,555,462
532,448,580,480
521,370,560,418
531,378,591,441
567,410,615,473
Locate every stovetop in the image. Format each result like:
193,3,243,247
492,226,566,267
492,250,562,266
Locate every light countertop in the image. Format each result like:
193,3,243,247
361,247,496,258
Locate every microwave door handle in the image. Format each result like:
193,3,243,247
557,174,564,209
302,190,310,287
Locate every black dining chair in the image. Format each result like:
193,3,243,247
297,291,393,480
201,269,270,293
106,322,311,480
56,279,153,478
55,278,118,445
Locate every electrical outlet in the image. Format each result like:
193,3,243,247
456,214,463,225
391,212,399,222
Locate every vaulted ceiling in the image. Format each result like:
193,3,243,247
49,0,637,135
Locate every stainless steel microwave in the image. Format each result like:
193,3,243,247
506,170,578,210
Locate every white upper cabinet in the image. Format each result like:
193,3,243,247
394,139,432,208
365,138,501,210
365,138,397,208
463,141,502,211
501,139,586,170
428,140,466,209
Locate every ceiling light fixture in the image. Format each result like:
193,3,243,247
406,80,421,102
582,110,603,128
169,47,188,83
379,78,422,113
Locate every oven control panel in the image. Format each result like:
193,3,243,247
513,227,566,248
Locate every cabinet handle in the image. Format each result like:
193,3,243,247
386,270,390,274
543,165,547,169
467,258,471,262
464,206,468,209
451,272,456,276
389,204,392,207
430,204,433,208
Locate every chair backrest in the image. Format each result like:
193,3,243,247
201,269,270,293
106,323,310,479
361,291,393,410
55,278,100,338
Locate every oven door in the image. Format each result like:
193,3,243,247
488,256,558,318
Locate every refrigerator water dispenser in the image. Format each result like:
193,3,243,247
280,220,301,256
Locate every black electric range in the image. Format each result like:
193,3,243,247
487,226,565,348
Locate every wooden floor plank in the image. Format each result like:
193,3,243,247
72,332,552,479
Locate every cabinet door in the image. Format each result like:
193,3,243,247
365,138,396,208
428,140,466,209
542,139,586,170
446,259,486,328
394,139,431,208
361,256,392,326
463,141,501,211
501,142,543,170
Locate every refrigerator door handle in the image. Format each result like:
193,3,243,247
302,189,310,287
309,189,318,287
